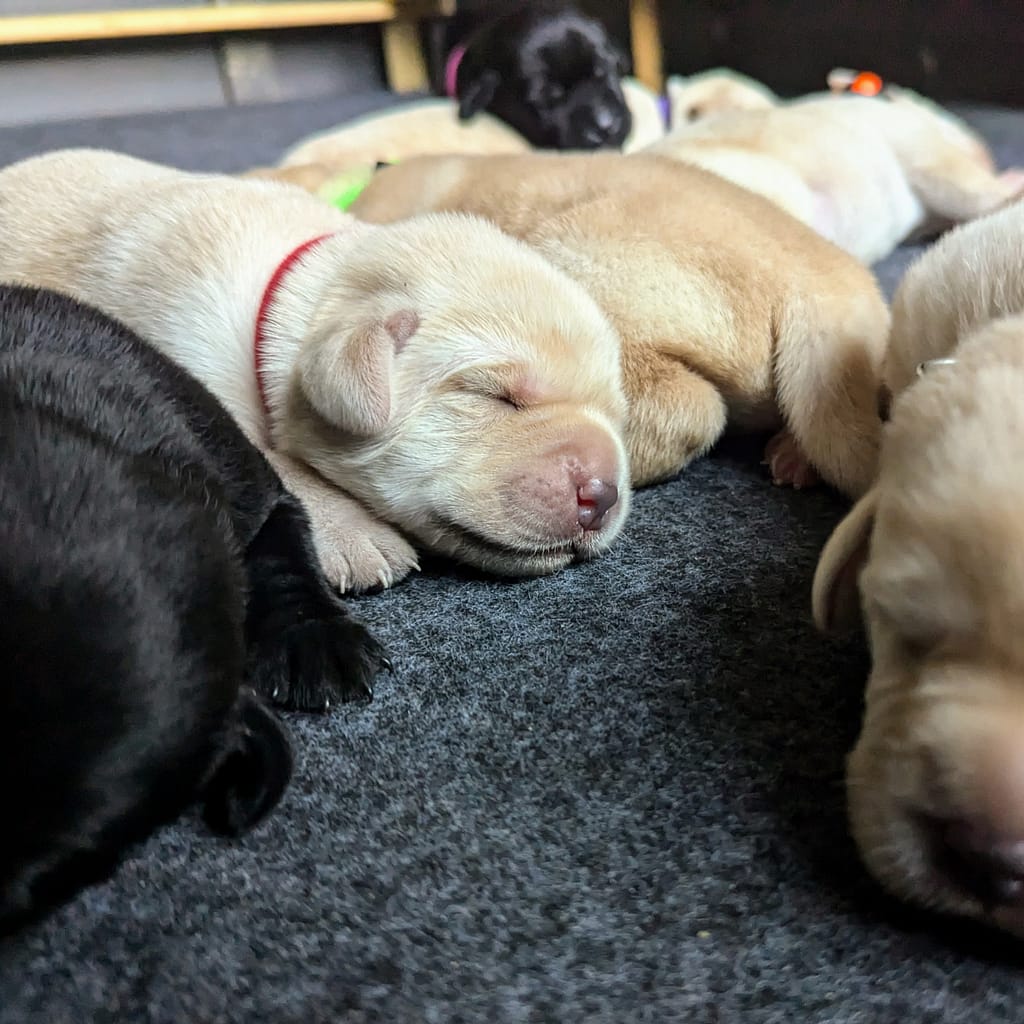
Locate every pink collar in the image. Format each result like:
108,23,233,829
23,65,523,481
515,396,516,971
444,43,467,98
254,234,333,425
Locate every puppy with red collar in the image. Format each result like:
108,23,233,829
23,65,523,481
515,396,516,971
0,148,632,592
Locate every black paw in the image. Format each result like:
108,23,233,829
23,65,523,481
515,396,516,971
247,615,390,713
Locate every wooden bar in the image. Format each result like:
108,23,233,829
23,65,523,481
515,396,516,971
628,0,663,93
0,3,400,46
382,18,427,92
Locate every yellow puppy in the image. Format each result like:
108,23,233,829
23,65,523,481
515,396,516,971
351,151,889,497
814,201,1024,935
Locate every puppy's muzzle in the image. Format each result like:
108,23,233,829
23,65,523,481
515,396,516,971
932,817,1024,908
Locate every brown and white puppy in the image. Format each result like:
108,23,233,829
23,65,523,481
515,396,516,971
0,149,631,591
350,151,889,496
646,79,1024,264
813,201,1024,935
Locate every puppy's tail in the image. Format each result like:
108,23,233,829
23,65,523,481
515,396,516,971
202,690,293,837
772,287,890,498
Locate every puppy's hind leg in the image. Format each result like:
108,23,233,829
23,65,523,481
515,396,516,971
907,146,1024,223
243,491,390,712
623,347,728,486
771,291,889,498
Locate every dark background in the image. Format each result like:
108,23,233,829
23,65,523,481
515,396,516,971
445,1,1024,105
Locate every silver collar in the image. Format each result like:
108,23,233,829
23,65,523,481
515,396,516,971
915,357,958,377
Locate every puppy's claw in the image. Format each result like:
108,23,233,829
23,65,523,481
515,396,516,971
764,428,820,491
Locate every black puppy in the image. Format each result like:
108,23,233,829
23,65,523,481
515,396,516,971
448,2,631,150
0,285,386,934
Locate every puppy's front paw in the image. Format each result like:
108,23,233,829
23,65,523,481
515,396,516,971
763,428,820,490
249,614,390,712
318,517,420,593
264,450,419,593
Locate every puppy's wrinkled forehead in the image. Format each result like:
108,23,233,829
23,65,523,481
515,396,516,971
424,299,622,397
873,350,1024,637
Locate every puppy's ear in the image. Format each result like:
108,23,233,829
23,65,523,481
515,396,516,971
202,691,293,837
812,489,879,633
296,310,419,436
459,69,500,119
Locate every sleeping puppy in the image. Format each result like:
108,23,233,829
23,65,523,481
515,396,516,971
448,2,631,150
252,76,664,202
0,284,384,934
645,76,1024,264
0,149,631,592
258,98,531,195
813,201,1024,935
352,152,890,497
665,68,777,125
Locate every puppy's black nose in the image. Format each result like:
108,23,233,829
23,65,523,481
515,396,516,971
937,819,1024,906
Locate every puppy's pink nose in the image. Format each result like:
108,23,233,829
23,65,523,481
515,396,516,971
576,478,618,531
936,819,1024,907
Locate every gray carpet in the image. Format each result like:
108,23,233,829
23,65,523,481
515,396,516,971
2,94,1023,1024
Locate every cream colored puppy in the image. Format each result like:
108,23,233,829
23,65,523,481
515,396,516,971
620,78,671,151
814,201,1024,934
251,80,667,199
352,151,889,496
257,98,531,194
0,149,631,591
665,68,777,125
646,82,1023,264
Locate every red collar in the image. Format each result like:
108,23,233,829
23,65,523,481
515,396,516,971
254,234,333,425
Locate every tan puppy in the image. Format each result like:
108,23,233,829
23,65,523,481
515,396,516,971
0,149,631,591
646,82,1023,264
813,201,1024,934
351,151,889,496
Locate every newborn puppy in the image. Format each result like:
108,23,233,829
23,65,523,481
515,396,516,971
813,201,1024,935
449,2,631,150
665,68,777,125
257,77,663,201
264,98,531,194
352,152,889,497
0,149,631,591
0,285,383,934
646,76,1024,264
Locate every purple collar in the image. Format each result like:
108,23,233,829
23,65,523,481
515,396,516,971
656,92,672,128
445,43,466,98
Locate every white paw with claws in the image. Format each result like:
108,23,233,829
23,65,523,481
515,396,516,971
265,450,419,592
